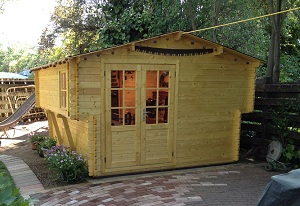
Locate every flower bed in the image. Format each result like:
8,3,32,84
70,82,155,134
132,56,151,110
45,145,88,183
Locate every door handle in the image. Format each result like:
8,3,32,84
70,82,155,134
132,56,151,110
142,108,147,121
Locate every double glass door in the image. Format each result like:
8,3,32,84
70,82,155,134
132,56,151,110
105,64,175,170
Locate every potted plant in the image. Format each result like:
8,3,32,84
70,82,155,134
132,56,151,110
37,137,57,158
30,135,45,150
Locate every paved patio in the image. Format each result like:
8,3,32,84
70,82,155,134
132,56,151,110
25,162,279,206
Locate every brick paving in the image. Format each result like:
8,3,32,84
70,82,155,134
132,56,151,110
29,163,279,206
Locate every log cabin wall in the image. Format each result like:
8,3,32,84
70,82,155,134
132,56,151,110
47,110,96,176
35,64,68,117
35,61,99,176
175,56,256,167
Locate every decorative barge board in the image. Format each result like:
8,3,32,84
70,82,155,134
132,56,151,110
31,31,260,177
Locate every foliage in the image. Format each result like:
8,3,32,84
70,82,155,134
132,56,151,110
38,137,57,149
38,0,103,56
281,144,300,169
1,0,300,83
37,137,57,157
269,99,300,146
280,54,300,82
29,134,45,145
46,145,88,183
0,162,29,206
0,46,39,74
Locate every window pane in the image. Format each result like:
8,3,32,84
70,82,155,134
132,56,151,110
124,70,135,88
111,90,119,107
124,108,135,125
111,70,122,88
61,91,66,108
158,90,168,106
146,108,156,124
111,109,122,126
146,71,157,88
158,107,168,123
146,89,157,107
60,72,67,108
61,73,66,89
124,90,135,107
159,71,169,88
113,90,123,107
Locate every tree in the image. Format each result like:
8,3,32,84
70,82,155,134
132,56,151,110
38,0,103,58
99,0,202,47
266,0,298,83
0,46,39,73
34,0,300,84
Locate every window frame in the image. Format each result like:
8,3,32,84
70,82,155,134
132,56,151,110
59,71,68,110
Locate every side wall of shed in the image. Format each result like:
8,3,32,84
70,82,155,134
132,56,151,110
47,110,96,176
34,62,98,176
76,57,102,176
35,64,68,117
175,53,256,167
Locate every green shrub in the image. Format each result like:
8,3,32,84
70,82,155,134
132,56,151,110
39,137,57,149
37,137,57,157
282,144,300,169
46,145,88,183
29,134,45,145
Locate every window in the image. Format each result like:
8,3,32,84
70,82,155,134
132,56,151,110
111,70,136,126
145,70,169,124
60,72,67,109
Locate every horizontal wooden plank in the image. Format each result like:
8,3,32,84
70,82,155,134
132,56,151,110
255,91,300,99
254,98,299,106
241,123,263,132
79,75,101,82
256,84,300,93
79,67,101,75
78,82,101,88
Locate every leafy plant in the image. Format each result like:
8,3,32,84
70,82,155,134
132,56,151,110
269,98,300,147
39,137,57,149
269,97,300,168
30,134,45,145
37,137,57,158
0,162,29,206
281,144,300,169
46,145,88,183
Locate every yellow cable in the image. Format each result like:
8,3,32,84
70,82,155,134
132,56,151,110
184,7,300,34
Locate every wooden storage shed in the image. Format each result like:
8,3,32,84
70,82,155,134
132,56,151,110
31,31,260,177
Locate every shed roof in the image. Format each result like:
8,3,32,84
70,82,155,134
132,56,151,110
31,31,260,72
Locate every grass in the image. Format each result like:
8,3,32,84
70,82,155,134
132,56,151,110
0,161,16,186
0,161,29,206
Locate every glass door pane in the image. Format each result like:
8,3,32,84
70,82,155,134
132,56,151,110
145,70,169,124
111,70,136,126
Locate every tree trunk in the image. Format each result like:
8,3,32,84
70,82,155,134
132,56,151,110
272,0,282,83
266,0,293,83
212,0,221,42
266,31,275,80
272,29,281,83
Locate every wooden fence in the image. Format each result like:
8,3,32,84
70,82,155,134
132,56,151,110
0,78,46,122
240,82,300,150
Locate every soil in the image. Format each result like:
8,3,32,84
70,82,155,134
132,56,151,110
0,121,69,189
